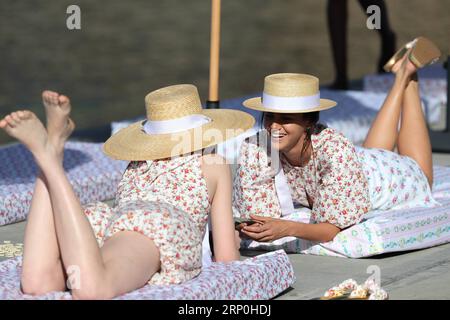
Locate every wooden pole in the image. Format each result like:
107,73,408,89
206,0,221,109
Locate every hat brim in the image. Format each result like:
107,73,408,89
103,109,255,161
242,97,337,113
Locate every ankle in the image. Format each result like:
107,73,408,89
48,137,66,156
33,146,60,169
406,77,419,91
394,73,409,89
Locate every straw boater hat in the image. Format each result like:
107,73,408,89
243,73,337,113
103,84,255,161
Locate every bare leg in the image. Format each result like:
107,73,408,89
397,73,433,187
362,55,410,150
1,111,160,299
358,0,396,73
327,0,349,90
42,154,159,299
95,231,160,299
363,53,433,187
20,173,67,294
0,113,64,295
18,91,74,294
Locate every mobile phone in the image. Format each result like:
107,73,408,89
234,217,257,227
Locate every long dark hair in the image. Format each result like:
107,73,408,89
300,112,327,161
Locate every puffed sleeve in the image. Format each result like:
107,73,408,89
311,131,371,229
232,134,282,219
114,161,142,206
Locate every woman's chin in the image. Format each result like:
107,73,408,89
270,138,286,151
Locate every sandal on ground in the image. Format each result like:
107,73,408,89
320,278,389,300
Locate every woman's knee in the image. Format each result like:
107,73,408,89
21,269,66,295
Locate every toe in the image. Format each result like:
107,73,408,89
17,110,32,119
43,90,53,101
59,95,71,107
43,91,59,105
11,112,21,122
51,93,59,105
5,115,17,127
43,92,54,106
22,110,33,119
0,119,7,128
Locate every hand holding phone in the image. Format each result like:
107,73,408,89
234,217,257,229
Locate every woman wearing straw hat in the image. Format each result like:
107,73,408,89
234,37,441,243
0,84,254,299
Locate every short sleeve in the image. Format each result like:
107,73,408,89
311,132,371,229
232,136,282,219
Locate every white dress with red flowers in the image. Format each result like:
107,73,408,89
233,128,438,229
83,154,211,285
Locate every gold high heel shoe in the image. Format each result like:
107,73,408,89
383,36,441,72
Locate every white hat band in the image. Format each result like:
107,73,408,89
262,92,320,111
143,114,211,135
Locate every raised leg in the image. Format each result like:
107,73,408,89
362,52,433,187
1,111,159,299
397,74,433,187
41,156,160,299
2,110,66,294
4,91,75,295
362,55,409,150
20,172,67,294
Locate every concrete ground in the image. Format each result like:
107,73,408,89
1,152,450,300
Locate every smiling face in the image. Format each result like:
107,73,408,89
263,112,309,153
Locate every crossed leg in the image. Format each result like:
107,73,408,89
17,91,73,294
362,53,433,187
1,100,160,299
397,75,433,186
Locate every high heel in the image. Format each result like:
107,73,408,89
408,36,441,69
383,36,441,72
383,40,415,72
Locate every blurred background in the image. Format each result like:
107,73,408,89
0,0,448,145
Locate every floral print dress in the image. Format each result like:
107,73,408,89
83,154,211,285
233,128,437,229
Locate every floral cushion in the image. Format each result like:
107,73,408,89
0,250,294,300
241,166,450,258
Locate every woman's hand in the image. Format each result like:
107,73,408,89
240,215,293,242
241,215,341,243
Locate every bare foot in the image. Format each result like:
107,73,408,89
0,111,56,165
42,91,75,152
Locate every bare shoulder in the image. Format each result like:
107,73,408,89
200,154,231,181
